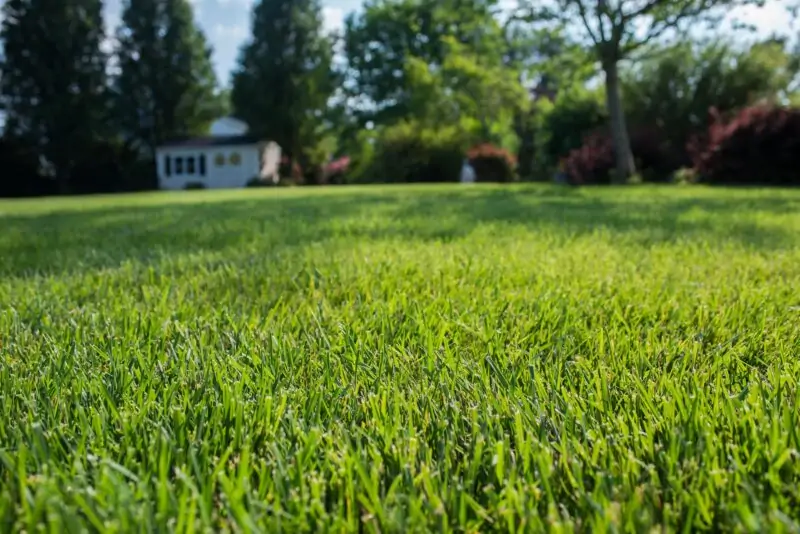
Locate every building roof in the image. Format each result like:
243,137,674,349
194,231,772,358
158,134,265,148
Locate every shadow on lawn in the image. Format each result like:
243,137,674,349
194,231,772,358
352,186,800,249
0,193,399,279
1,185,797,279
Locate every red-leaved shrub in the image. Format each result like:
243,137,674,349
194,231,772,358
564,127,679,185
467,144,517,182
279,156,304,184
688,105,800,186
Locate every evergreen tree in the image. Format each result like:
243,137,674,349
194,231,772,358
231,0,335,171
0,0,110,191
113,0,223,154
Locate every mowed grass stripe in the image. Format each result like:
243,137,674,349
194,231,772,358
1,184,799,531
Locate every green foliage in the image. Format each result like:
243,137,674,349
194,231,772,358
339,129,378,184
1,186,800,530
113,0,224,153
0,136,57,197
231,0,335,168
365,121,468,182
673,167,699,184
343,0,504,126
532,86,608,171
0,0,110,190
502,24,597,179
402,37,528,154
623,38,798,165
70,140,146,194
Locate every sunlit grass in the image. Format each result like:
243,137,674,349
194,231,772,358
1,184,799,531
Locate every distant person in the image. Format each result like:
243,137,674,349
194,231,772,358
554,158,568,184
460,159,476,183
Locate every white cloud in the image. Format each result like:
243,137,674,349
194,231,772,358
188,0,203,17
725,0,794,35
213,23,249,40
322,6,344,35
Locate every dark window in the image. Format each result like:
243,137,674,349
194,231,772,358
187,156,196,174
165,155,171,177
175,157,184,175
199,154,206,176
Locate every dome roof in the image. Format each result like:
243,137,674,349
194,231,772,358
208,117,249,136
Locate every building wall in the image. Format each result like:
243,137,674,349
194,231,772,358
156,145,261,190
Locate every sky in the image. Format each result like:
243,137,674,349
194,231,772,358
99,0,795,86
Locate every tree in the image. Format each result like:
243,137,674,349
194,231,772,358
527,0,767,181
0,0,110,192
343,0,504,127
404,36,528,149
113,0,224,155
501,19,597,177
230,0,335,174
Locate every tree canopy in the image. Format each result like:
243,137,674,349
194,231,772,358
113,0,224,154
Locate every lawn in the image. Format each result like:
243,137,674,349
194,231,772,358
1,184,799,532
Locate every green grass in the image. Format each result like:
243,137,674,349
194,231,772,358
1,184,799,532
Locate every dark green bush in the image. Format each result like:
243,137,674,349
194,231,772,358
184,182,206,190
279,156,303,184
367,122,467,183
0,136,57,197
245,176,274,188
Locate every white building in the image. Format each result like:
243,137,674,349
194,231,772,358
155,118,282,190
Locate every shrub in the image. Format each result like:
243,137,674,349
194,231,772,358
533,87,608,173
0,137,57,197
564,128,679,185
279,156,304,184
623,39,793,169
367,122,467,183
689,105,800,186
184,182,206,190
70,140,155,194
323,156,350,185
673,167,699,185
466,143,517,182
303,164,326,186
245,176,274,188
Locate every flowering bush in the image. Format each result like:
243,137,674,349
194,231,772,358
323,156,351,185
564,128,679,185
466,144,517,182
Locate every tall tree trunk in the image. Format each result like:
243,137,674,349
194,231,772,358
602,59,636,182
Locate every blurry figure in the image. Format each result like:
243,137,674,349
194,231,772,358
460,159,476,183
554,157,569,184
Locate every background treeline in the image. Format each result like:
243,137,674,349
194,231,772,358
1,0,800,197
